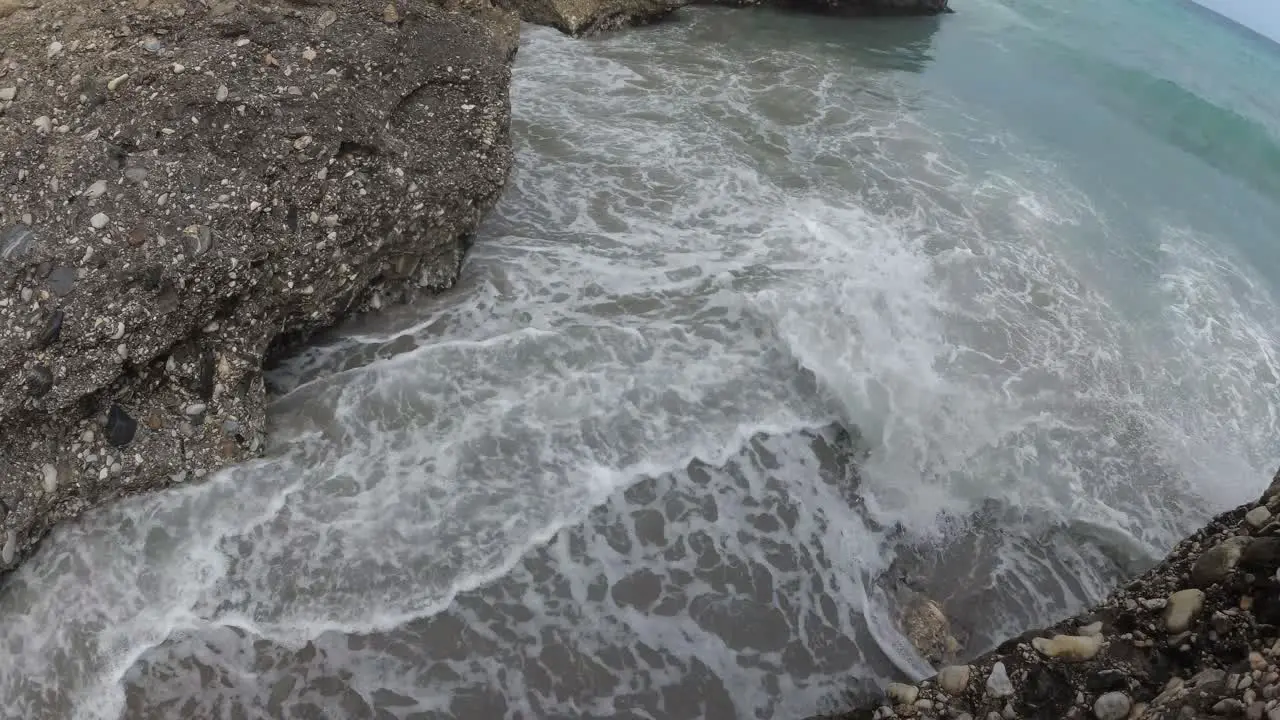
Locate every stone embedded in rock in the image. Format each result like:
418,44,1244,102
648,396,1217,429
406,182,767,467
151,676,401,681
25,365,53,397
104,404,138,447
1191,536,1251,587
939,665,972,695
1093,691,1131,720
1031,634,1103,662
986,662,1014,698
47,265,77,296
1,225,35,262
38,309,64,347
0,530,15,564
89,212,109,229
1165,588,1206,633
886,682,919,705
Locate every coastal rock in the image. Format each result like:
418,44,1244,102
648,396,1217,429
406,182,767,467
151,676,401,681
1191,536,1251,587
895,590,960,666
1092,691,1131,720
1031,633,1103,662
0,0,514,570
938,665,972,695
1165,588,1206,632
492,0,683,35
493,0,949,36
986,662,1014,698
886,682,919,705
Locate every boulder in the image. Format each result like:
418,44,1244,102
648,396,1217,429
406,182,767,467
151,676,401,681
0,0,514,570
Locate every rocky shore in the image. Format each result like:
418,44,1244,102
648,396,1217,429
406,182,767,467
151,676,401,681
0,0,950,577
0,0,516,572
831,472,1280,720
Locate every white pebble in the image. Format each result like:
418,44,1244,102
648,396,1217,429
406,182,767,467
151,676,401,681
116,343,129,360
33,115,52,134
172,63,186,74
216,84,229,102
47,41,63,59
41,464,58,493
107,73,129,91
110,322,126,340
986,662,1014,698
0,87,16,102
1,531,15,565
84,180,107,199
90,212,109,229
184,403,208,416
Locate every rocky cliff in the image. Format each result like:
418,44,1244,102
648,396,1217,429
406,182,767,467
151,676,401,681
831,473,1280,720
0,0,515,571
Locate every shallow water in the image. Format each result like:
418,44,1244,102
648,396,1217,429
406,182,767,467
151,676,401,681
4,4,1280,719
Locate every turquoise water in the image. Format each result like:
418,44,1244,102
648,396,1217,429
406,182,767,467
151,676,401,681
3,4,1280,719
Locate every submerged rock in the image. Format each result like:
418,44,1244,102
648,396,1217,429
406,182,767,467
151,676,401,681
0,0,515,571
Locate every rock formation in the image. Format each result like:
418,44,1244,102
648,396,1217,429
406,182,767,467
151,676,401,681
0,0,515,570
492,0,949,38
829,471,1280,720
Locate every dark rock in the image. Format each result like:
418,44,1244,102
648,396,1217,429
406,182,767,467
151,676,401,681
1085,669,1130,693
1241,537,1280,571
104,404,138,448
37,310,64,348
47,266,78,297
25,365,53,398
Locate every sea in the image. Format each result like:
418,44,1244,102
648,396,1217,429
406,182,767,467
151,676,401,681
4,0,1280,717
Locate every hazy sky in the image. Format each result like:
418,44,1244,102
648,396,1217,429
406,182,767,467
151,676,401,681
1195,0,1280,41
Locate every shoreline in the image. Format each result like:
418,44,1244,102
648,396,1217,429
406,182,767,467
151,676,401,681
825,471,1280,720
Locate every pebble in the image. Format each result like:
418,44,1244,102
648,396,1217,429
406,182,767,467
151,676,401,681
116,344,129,361
886,683,918,705
172,63,186,74
84,180,107,199
33,115,52,134
105,404,137,447
1094,691,1131,720
0,86,15,101
1216,699,1246,715
1253,652,1269,672
25,363,53,397
1,531,15,565
39,310,63,347
47,40,63,58
939,665,972,695
90,212,109,229
317,9,337,27
142,37,163,53
216,84,229,102
184,403,208,416
986,662,1014,698
1031,634,1103,661
41,464,57,493
107,73,129,91
1166,588,1206,632
1247,507,1273,529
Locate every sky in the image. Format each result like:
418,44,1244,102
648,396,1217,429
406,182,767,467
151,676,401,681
1194,0,1280,41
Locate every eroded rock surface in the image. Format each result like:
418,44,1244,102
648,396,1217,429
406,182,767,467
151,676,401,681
0,0,514,571
831,469,1280,720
